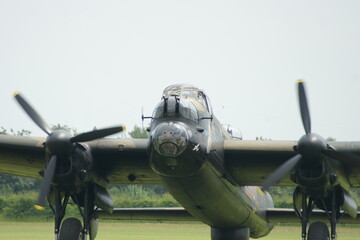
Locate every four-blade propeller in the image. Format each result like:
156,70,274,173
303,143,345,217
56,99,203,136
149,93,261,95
262,80,328,192
14,92,125,209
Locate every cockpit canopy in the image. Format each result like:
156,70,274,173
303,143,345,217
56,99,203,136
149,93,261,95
153,96,199,122
162,84,212,113
163,84,201,99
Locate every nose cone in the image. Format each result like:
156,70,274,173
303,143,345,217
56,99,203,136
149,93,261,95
152,122,189,157
149,121,205,177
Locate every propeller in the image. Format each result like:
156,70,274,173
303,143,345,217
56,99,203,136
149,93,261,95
261,154,302,193
14,92,125,209
261,80,327,192
35,156,57,210
298,81,311,135
13,92,52,135
71,126,125,143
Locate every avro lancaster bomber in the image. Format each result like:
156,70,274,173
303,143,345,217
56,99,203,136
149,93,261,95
1,81,360,240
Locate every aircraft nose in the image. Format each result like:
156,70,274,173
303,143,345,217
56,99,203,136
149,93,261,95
152,122,189,157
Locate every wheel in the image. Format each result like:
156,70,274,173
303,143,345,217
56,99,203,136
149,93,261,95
59,218,83,240
307,222,330,240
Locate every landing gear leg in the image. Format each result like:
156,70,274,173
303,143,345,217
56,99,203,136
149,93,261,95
330,191,338,240
318,191,339,240
83,184,96,240
73,183,98,240
49,184,99,240
301,193,307,240
295,189,340,240
50,188,70,240
299,193,315,240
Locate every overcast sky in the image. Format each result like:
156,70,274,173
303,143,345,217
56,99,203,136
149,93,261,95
1,1,360,141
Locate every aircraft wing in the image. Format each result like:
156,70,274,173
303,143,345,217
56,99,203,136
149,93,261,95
224,140,360,187
97,207,360,224
224,140,297,186
0,134,44,179
3,134,360,187
0,135,162,184
266,208,360,224
88,138,162,185
97,207,195,221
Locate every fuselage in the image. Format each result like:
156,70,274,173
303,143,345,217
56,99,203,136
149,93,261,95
147,84,274,238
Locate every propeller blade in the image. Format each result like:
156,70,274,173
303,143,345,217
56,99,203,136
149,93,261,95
323,148,360,167
298,80,311,135
261,154,302,192
35,156,57,210
71,126,126,143
13,92,52,135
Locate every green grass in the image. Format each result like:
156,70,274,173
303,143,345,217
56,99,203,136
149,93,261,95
0,221,360,239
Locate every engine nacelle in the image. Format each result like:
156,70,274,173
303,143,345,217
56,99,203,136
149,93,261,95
295,161,328,198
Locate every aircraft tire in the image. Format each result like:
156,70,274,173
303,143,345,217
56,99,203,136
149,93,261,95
59,218,83,240
307,222,329,240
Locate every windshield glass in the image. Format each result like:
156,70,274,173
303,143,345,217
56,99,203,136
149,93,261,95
153,97,198,122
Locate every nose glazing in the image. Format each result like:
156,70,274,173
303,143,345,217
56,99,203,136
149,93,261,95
152,122,189,157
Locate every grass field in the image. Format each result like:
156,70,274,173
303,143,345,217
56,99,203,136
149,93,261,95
1,221,360,239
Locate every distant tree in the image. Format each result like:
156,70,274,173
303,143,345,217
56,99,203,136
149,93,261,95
326,137,336,142
255,136,271,141
51,123,78,136
269,186,293,208
128,125,149,139
0,126,31,136
0,127,6,135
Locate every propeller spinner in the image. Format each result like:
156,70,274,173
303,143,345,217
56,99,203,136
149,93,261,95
13,92,125,209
